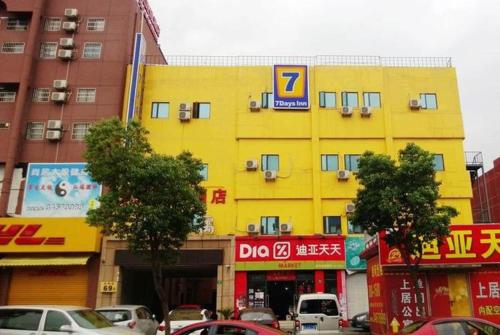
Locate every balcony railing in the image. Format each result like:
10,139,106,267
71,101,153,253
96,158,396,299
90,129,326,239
465,151,484,169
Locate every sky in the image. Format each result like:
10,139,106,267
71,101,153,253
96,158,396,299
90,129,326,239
147,0,500,170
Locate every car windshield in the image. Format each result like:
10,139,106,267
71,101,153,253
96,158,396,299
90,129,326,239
401,321,427,334
97,310,132,322
170,309,203,321
299,299,339,316
240,311,274,321
68,310,113,329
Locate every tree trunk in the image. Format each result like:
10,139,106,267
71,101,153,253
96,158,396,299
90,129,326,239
151,256,171,334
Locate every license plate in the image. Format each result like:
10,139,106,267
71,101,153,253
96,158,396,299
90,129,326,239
302,323,317,330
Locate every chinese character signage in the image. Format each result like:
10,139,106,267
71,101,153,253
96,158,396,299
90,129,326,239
346,236,367,270
470,270,500,324
22,163,102,217
379,224,500,266
235,236,345,271
273,65,310,109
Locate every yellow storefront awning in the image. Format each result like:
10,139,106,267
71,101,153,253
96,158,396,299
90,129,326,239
0,255,90,267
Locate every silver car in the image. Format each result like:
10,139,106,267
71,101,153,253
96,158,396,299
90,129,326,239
0,305,137,335
97,305,159,335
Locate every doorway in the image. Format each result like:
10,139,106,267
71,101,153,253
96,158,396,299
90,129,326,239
268,281,295,320
448,273,472,316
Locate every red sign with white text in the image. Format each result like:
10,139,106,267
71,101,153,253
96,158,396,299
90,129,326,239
379,224,500,266
470,269,500,324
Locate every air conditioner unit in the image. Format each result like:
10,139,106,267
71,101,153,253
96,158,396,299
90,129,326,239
53,80,68,90
46,130,62,140
247,223,258,234
249,100,261,111
59,38,74,48
279,223,292,233
179,103,191,111
346,203,356,213
337,170,350,180
341,106,353,116
47,120,62,130
62,21,77,32
264,170,277,181
50,92,67,102
409,99,421,109
57,49,73,60
246,159,258,171
179,111,191,121
360,106,372,116
64,8,78,19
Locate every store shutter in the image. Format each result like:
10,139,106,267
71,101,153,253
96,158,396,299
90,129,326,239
346,272,369,318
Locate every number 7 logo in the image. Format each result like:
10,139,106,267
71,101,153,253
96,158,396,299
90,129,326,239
281,72,299,92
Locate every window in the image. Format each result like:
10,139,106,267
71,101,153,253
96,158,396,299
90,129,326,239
44,17,62,31
1,42,25,53
86,18,105,31
420,93,437,109
215,325,254,335
39,42,57,59
82,42,102,59
323,216,341,234
72,123,91,140
44,311,71,331
299,299,339,316
0,91,16,102
151,102,169,118
434,322,466,335
465,320,499,335
32,88,50,102
261,216,279,235
341,92,358,108
363,92,381,108
26,122,44,140
76,88,96,103
261,154,279,171
321,154,339,171
199,164,208,181
345,154,360,172
433,154,444,171
0,308,43,331
261,92,274,108
348,220,364,234
6,18,29,31
192,102,210,119
319,92,336,108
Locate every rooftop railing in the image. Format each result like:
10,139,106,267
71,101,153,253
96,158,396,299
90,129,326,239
144,55,452,68
465,151,484,169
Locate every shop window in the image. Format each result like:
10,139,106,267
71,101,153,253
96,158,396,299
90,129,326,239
321,154,339,171
151,102,169,118
261,92,274,108
44,17,61,31
32,88,50,102
297,272,315,296
199,164,208,181
363,92,381,108
324,271,338,295
86,18,105,31
82,42,102,59
39,42,57,59
344,154,360,172
247,272,266,308
25,122,44,140
192,102,210,119
348,220,364,234
323,216,341,234
261,154,279,171
319,92,336,108
420,93,437,109
260,216,279,235
433,154,444,171
341,92,358,108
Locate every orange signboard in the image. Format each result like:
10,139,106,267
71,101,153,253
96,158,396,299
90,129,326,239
0,217,101,253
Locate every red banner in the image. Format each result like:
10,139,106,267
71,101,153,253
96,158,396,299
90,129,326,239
379,224,500,266
470,269,500,324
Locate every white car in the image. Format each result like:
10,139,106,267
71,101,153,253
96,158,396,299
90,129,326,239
294,293,342,335
157,306,210,335
0,305,137,335
97,305,159,335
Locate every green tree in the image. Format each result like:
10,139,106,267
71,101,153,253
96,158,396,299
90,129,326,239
350,143,458,317
84,118,206,333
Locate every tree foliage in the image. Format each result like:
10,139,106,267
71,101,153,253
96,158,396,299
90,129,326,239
84,118,206,331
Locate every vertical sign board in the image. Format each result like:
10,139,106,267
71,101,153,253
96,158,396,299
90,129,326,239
345,236,367,270
126,33,143,123
273,65,310,110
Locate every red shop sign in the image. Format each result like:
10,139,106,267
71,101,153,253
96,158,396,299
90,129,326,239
266,271,296,281
470,269,500,324
379,224,500,266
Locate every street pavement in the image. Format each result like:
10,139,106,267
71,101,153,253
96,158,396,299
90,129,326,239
280,321,370,335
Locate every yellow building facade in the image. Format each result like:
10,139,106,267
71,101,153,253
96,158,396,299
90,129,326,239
101,56,472,319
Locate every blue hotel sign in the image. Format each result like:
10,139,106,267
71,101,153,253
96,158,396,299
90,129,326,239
273,65,310,110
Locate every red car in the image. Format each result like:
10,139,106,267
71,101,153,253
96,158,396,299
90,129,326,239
400,317,499,335
171,320,287,335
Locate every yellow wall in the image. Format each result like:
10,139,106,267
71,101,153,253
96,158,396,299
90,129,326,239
135,65,472,236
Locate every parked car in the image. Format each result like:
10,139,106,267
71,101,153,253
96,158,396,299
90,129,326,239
400,317,500,335
97,304,159,335
350,312,369,331
157,305,210,335
294,293,341,335
171,320,287,335
238,308,280,329
0,305,137,335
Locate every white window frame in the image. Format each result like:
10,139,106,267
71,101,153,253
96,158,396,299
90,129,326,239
82,42,102,59
76,88,96,103
6,18,29,31
0,91,16,103
39,42,58,59
44,17,62,31
1,42,25,53
32,88,50,103
86,18,105,31
71,123,91,140
26,122,45,140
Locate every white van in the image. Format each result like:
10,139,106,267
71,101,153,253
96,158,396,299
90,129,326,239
294,293,341,335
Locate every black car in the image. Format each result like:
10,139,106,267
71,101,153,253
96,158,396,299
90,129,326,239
350,312,369,331
238,308,280,329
